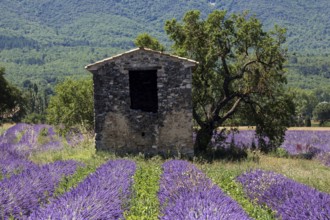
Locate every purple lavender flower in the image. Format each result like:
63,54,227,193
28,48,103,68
158,160,251,220
208,129,330,166
0,147,37,178
281,130,330,154
65,129,85,147
0,160,82,219
0,123,64,158
0,141,37,180
29,159,136,220
0,123,30,145
237,169,330,219
17,124,64,154
0,124,68,179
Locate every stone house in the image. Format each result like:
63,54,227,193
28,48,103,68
85,47,197,156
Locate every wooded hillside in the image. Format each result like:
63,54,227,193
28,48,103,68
1,0,330,90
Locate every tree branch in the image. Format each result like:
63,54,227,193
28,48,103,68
230,60,258,81
214,93,237,116
221,56,230,76
193,107,204,127
214,97,242,127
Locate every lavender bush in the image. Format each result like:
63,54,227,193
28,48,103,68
211,130,257,150
237,169,330,219
281,130,330,155
211,130,330,152
65,128,85,147
0,123,30,145
0,124,63,158
0,160,82,219
0,123,87,155
0,145,37,178
0,123,87,178
0,125,50,179
29,159,136,220
158,160,251,220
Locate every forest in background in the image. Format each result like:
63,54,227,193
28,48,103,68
1,0,330,124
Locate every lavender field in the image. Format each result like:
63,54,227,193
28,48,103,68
0,123,330,219
211,129,330,167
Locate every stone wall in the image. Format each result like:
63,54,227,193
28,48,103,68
90,48,196,157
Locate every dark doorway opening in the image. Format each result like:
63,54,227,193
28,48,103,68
129,70,158,113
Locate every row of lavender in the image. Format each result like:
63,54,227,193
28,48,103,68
237,169,330,219
0,123,63,177
0,158,136,219
0,124,81,218
212,130,330,166
158,160,251,219
29,159,136,219
0,160,81,219
0,124,137,219
0,123,85,177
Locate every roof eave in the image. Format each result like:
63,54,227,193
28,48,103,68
85,47,198,73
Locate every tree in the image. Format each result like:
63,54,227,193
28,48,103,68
0,67,25,121
46,78,94,131
304,116,311,127
291,88,318,126
134,33,165,51
165,10,294,153
313,102,330,126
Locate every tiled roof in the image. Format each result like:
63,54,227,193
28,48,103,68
85,47,198,72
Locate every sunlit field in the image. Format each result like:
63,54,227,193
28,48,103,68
1,123,329,219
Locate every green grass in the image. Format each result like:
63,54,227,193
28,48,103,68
255,153,330,193
0,123,14,135
0,127,6,136
29,138,98,164
54,163,99,197
124,156,162,220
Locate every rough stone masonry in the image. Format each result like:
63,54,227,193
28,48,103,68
85,47,197,157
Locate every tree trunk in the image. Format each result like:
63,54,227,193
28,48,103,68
194,125,214,155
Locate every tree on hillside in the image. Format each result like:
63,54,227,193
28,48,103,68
0,67,25,122
313,102,330,125
134,33,165,51
46,78,94,131
20,80,52,124
165,10,295,153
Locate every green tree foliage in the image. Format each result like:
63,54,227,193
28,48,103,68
0,67,25,121
23,82,48,121
165,10,295,153
290,88,317,126
304,116,311,127
292,89,318,118
134,33,165,51
290,87,330,126
46,78,94,130
313,102,330,125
